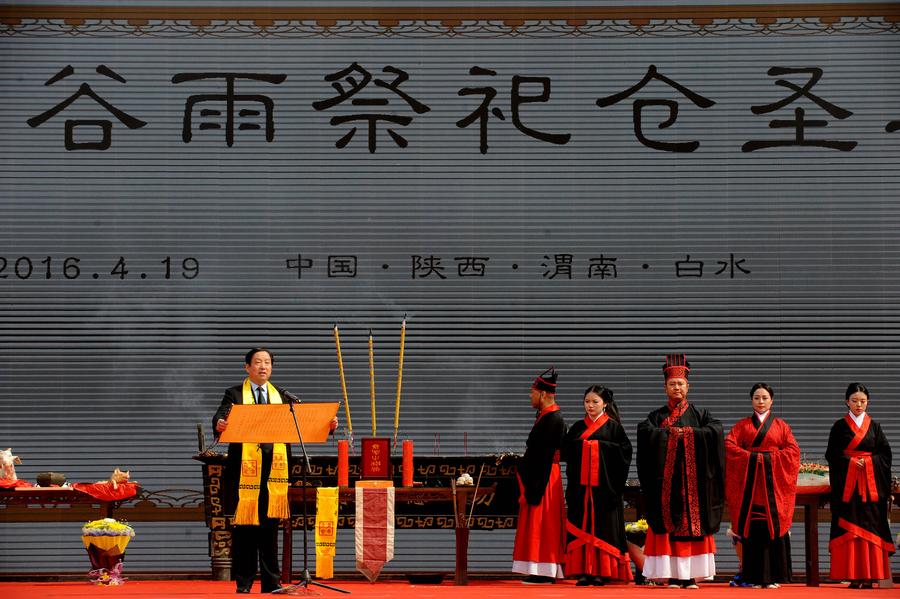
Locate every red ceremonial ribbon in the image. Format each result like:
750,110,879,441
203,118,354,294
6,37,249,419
661,425,701,536
580,441,600,489
580,439,599,572
842,414,878,503
660,399,702,535
661,400,687,429
842,450,878,502
579,414,608,488
574,414,609,572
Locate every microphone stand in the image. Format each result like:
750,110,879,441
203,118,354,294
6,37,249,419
275,399,349,595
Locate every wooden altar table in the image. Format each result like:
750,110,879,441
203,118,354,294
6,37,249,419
0,486,139,520
284,485,496,586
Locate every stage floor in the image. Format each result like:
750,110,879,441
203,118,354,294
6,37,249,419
0,580,895,599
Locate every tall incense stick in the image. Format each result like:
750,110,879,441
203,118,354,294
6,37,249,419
368,328,376,437
333,324,352,441
393,316,406,449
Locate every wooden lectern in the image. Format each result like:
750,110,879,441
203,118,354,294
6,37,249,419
218,401,346,594
219,402,338,444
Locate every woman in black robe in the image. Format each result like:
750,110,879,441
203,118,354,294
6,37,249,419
562,385,633,586
826,382,894,589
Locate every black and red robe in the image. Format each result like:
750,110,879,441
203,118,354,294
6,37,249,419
636,401,724,580
512,404,567,578
826,413,894,581
562,414,633,581
725,413,800,584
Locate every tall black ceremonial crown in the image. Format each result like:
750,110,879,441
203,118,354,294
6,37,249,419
532,366,558,394
663,353,691,380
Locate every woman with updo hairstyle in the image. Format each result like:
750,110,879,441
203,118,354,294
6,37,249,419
561,385,633,586
825,383,894,589
724,382,800,588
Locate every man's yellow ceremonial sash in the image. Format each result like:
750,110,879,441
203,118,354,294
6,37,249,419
234,379,290,525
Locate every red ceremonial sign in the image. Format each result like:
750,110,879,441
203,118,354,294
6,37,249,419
360,437,392,479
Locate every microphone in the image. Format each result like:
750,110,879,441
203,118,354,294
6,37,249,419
281,389,301,403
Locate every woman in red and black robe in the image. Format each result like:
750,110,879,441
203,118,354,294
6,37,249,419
562,385,633,586
826,382,894,589
725,383,800,588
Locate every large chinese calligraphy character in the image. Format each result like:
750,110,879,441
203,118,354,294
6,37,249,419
312,63,430,153
596,65,715,152
457,67,570,154
27,65,147,151
172,72,286,147
742,67,857,152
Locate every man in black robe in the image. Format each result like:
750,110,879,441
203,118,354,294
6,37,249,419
636,354,724,588
512,367,567,583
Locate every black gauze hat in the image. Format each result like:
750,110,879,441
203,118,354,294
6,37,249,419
532,366,558,394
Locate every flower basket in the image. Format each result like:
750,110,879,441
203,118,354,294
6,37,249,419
625,519,648,546
81,518,135,585
82,534,131,570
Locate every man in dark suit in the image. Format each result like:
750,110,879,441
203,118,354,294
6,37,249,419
213,347,337,594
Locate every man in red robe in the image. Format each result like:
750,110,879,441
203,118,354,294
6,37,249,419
636,354,724,588
512,367,567,584
725,382,800,588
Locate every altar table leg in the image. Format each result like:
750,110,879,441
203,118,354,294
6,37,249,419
452,488,474,585
804,500,819,587
455,526,470,585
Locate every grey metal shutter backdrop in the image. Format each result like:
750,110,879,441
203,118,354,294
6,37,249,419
1,1,899,576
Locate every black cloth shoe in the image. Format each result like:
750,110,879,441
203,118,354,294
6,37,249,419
591,578,605,586
848,582,862,589
576,576,593,586
236,588,251,594
522,575,555,584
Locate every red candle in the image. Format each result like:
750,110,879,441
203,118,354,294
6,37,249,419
402,439,414,487
337,440,349,487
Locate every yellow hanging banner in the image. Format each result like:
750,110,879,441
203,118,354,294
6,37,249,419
315,487,340,579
